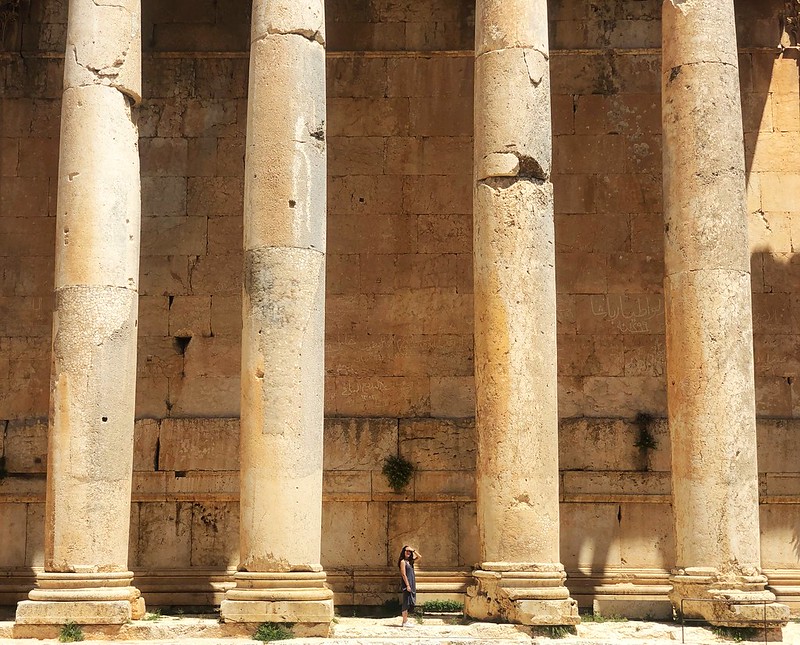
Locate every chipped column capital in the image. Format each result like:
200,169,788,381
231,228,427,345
252,0,325,46
63,0,142,103
475,0,549,56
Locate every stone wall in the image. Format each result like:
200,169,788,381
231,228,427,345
1,0,799,612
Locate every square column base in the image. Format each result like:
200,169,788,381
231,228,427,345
14,572,145,626
219,599,333,635
670,569,790,629
465,566,579,626
219,571,333,636
15,598,145,625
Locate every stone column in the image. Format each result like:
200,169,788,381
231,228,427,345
465,0,577,627
219,0,332,634
15,0,144,627
662,0,788,628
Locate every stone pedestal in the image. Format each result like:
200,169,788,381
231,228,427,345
16,573,144,625
466,566,577,626
219,0,332,631
15,0,144,627
467,0,577,627
661,0,788,629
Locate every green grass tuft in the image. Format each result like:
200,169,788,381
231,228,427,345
419,600,464,614
710,625,760,642
58,622,84,643
253,622,295,642
581,612,627,623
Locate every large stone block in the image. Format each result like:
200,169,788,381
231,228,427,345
141,176,187,217
558,334,624,377
389,502,458,568
399,418,475,471
159,418,239,471
329,375,431,417
190,501,239,568
132,502,192,569
328,136,386,176
133,419,160,472
560,503,622,570
182,335,241,378
321,501,388,568
168,295,212,337
327,97,409,137
0,503,27,566
4,419,47,473
458,502,480,567
187,177,244,218
141,216,208,257
25,503,44,566
169,375,241,417
757,419,800,473
413,471,474,501
618,503,675,569
323,417,397,471
140,137,189,177
760,505,800,568
322,471,371,501
430,376,475,418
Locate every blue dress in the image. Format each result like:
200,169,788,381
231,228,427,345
401,559,416,610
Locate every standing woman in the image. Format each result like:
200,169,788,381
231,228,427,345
398,545,421,626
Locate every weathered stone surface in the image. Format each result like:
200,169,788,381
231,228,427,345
321,501,387,568
389,502,458,568
132,502,192,569
323,418,397,471
159,418,239,472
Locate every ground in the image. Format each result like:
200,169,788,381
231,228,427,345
0,615,798,644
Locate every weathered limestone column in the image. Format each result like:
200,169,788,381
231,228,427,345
464,0,578,627
219,0,332,634
662,0,788,628
15,0,144,627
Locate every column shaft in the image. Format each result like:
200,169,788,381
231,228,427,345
16,0,144,627
220,0,332,633
661,0,788,627
466,0,577,626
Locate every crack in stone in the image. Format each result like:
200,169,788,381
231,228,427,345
264,25,325,46
522,48,549,87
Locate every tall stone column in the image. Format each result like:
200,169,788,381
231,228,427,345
219,0,332,634
465,0,577,627
661,0,788,628
15,0,144,627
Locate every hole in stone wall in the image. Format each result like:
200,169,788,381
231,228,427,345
101,416,108,422
173,335,192,355
288,200,296,208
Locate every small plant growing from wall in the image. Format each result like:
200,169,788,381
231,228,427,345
58,622,84,643
382,454,415,492
633,412,658,451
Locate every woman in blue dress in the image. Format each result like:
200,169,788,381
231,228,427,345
398,545,421,627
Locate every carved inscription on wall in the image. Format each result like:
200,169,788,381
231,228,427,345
590,294,664,334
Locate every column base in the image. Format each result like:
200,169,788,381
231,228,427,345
15,572,145,625
220,571,333,636
465,563,579,626
670,568,790,629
